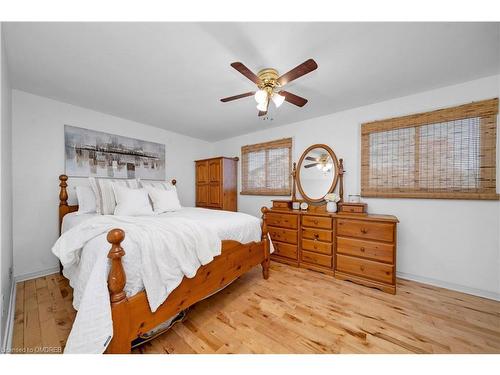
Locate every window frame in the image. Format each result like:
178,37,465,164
240,138,292,196
361,98,499,200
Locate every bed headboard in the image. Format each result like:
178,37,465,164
58,174,177,234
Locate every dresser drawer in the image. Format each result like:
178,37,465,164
302,227,332,242
301,250,332,268
336,254,394,284
266,213,298,229
272,201,290,210
337,236,394,263
302,239,332,255
272,241,298,260
268,226,298,245
302,215,332,230
339,202,367,214
337,219,394,242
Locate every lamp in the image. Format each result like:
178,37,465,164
254,89,268,104
271,93,285,108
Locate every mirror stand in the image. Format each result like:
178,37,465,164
291,162,297,201
338,158,345,203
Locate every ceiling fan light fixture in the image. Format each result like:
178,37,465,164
271,92,285,108
256,100,268,112
254,89,268,104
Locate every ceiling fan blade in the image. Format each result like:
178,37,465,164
220,91,255,102
277,59,318,86
305,156,318,162
304,163,319,168
230,62,261,85
279,90,308,107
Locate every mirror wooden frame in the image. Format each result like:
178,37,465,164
296,143,341,204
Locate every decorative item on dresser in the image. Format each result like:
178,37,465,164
262,143,399,294
195,156,238,211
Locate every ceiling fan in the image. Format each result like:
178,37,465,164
305,154,333,172
220,59,318,117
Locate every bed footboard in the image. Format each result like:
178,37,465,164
105,209,270,354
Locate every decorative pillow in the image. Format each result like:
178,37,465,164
75,185,97,214
112,184,153,216
144,185,181,213
139,179,176,191
89,177,139,215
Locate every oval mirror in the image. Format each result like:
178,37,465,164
296,144,339,203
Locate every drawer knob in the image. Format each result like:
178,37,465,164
314,233,319,239
361,228,367,234
360,247,365,252
314,245,317,249
360,265,365,271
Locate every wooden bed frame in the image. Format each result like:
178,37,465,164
58,174,271,354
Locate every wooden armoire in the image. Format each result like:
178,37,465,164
195,157,238,211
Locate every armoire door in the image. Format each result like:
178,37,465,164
196,183,208,206
196,161,209,184
208,183,221,208
208,159,221,183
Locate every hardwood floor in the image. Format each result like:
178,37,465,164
11,263,500,354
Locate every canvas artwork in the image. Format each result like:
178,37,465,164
64,125,166,180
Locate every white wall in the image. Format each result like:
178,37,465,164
211,75,500,300
0,23,13,345
12,90,212,279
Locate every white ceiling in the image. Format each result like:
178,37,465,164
4,22,500,141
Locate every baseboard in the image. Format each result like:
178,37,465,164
397,271,500,301
14,266,60,283
1,279,16,354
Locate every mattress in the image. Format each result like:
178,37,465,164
61,207,262,299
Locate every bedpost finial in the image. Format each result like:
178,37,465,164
59,174,69,207
107,228,126,304
260,207,269,240
107,228,125,247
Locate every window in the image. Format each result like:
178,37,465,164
361,98,498,200
241,138,292,195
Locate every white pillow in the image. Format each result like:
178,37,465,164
145,185,181,213
112,184,153,216
89,177,139,215
75,185,97,214
139,179,176,191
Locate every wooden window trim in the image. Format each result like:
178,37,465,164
241,138,292,196
361,98,499,200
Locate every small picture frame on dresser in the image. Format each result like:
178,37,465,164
292,201,300,210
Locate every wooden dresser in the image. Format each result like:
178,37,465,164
263,202,398,294
195,157,238,211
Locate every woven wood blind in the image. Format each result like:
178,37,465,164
361,98,499,200
241,138,292,195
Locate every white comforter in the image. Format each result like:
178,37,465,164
52,208,262,354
